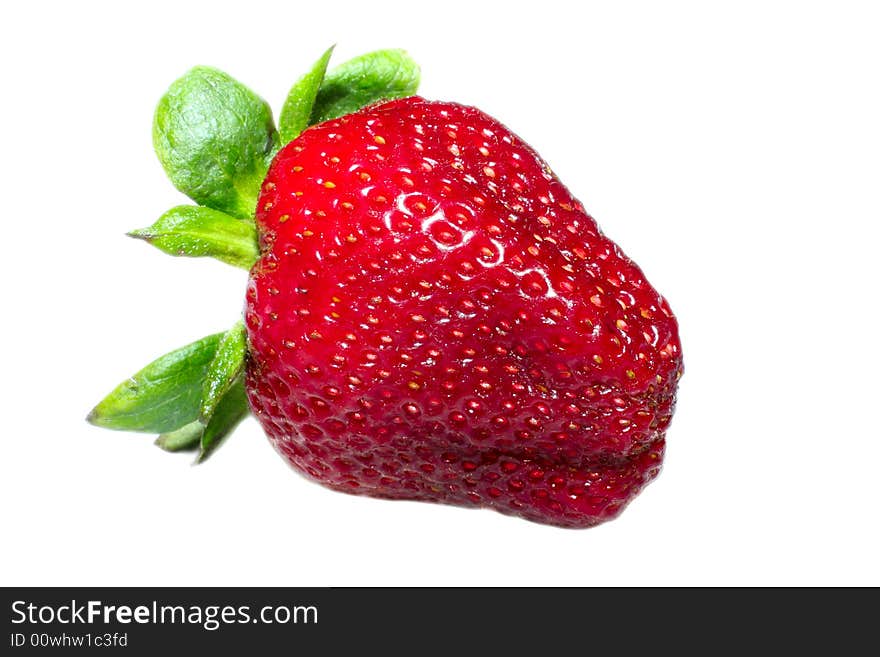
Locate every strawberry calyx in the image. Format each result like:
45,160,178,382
87,47,420,461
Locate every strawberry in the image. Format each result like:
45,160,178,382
88,48,681,528
245,96,681,528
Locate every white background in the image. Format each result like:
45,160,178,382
2,0,878,586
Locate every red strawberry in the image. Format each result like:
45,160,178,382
89,52,682,529
245,96,682,528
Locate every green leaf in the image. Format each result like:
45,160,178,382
155,420,203,452
198,376,249,462
153,66,278,219
154,375,249,459
200,320,247,422
87,333,223,433
127,205,259,269
310,49,420,125
279,46,335,144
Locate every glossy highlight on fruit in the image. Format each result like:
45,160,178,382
245,97,683,528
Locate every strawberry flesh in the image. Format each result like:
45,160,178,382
245,97,682,527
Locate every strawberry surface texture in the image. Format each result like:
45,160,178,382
245,96,682,528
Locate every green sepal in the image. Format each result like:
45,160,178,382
279,46,335,144
153,66,278,219
200,320,247,422
154,376,249,461
155,420,203,452
198,376,249,462
87,333,223,434
310,49,420,125
127,205,259,269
